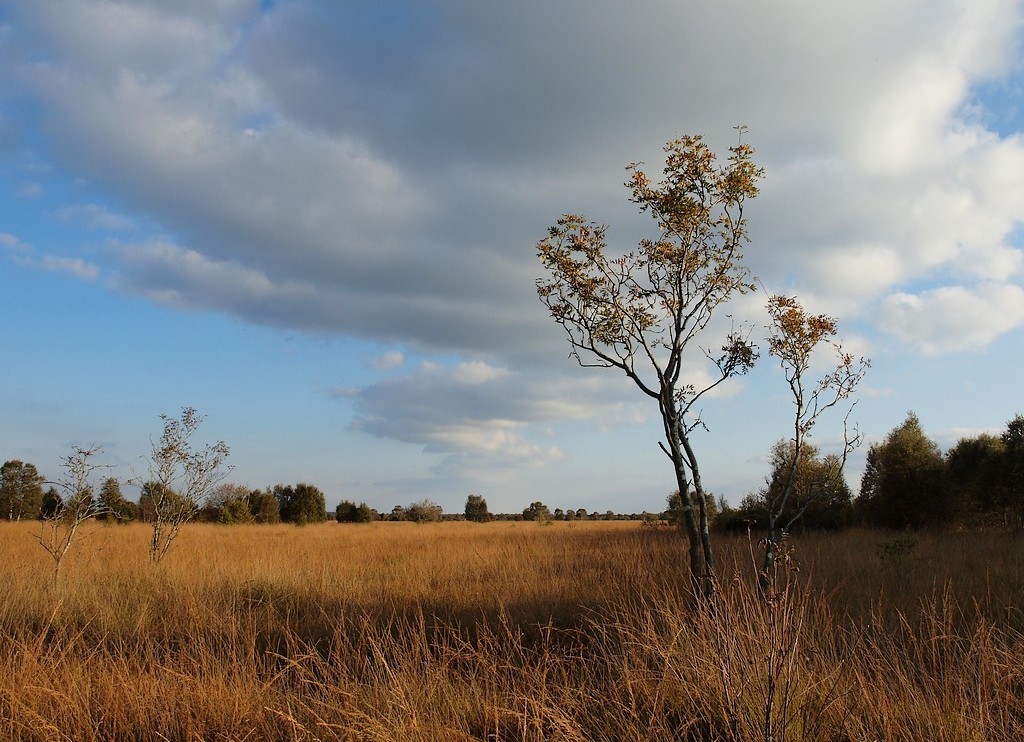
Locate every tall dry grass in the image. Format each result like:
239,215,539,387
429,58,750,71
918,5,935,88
1,520,1022,740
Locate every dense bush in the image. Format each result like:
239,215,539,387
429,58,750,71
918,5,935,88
336,500,375,523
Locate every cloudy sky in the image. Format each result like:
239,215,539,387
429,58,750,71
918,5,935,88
2,0,1023,514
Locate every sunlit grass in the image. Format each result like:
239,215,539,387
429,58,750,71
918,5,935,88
1,520,1022,739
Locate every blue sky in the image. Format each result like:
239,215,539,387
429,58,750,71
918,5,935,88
2,1,1023,514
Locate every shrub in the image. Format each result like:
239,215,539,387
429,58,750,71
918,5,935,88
336,500,375,523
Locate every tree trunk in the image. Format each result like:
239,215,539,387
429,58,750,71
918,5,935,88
663,395,713,597
682,434,716,597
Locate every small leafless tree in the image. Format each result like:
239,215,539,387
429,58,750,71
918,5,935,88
759,295,868,588
142,407,230,564
37,445,110,590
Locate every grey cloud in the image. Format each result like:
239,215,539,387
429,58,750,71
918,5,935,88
107,236,557,358
343,359,641,457
5,0,1024,368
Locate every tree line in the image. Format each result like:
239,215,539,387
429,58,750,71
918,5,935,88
5,411,1019,540
715,411,1024,533
0,468,330,526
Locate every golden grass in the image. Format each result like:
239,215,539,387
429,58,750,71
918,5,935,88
1,520,1023,740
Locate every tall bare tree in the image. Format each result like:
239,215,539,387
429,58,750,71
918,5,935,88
536,133,762,595
143,407,230,564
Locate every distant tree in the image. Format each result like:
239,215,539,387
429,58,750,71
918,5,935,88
406,499,443,523
665,491,686,525
947,433,1004,527
947,415,1024,529
464,494,493,522
336,500,358,522
523,501,552,524
40,487,63,520
999,416,1024,529
667,491,718,527
219,497,252,524
336,500,375,523
0,460,45,520
248,488,280,523
276,483,327,524
97,477,135,522
536,132,762,593
205,483,254,524
141,407,231,564
137,482,184,523
857,412,950,529
753,440,853,532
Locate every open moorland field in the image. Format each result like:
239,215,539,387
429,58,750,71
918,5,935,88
2,520,1024,741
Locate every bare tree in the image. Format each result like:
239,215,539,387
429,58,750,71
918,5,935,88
536,132,762,595
143,407,230,564
36,445,110,589
759,295,868,587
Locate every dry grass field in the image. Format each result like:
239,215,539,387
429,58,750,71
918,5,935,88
1,519,1023,740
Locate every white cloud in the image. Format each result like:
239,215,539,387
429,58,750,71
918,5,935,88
0,232,32,252
371,351,404,371
880,283,1024,354
344,360,641,476
57,203,135,232
807,243,906,310
39,255,100,280
1,232,99,279
453,360,509,385
17,182,43,198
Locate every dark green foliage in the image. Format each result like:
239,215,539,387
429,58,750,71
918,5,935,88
666,491,720,528
39,487,63,520
523,501,552,524
857,412,951,529
203,483,254,524
217,497,254,524
138,481,188,523
947,415,1024,529
759,440,853,531
0,460,45,520
98,477,135,522
464,494,493,522
276,483,327,524
248,488,280,523
336,500,375,523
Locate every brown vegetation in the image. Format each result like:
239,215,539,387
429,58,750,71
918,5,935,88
1,520,1023,740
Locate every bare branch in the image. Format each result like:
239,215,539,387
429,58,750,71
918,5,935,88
141,407,231,565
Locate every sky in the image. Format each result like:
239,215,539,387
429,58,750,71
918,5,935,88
1,0,1023,515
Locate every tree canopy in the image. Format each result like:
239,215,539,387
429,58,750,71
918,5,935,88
276,483,328,525
465,494,492,522
0,460,45,520
857,412,950,529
